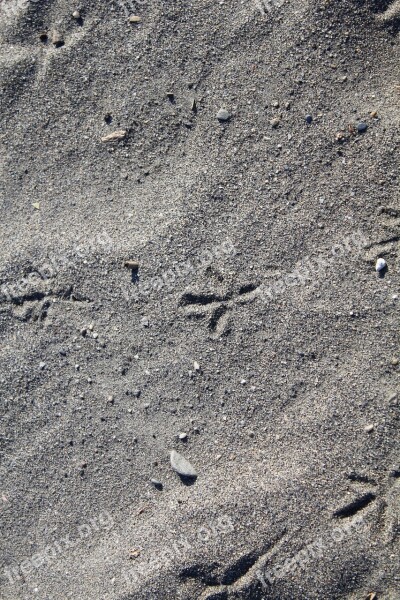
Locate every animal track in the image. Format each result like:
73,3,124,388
333,492,377,519
364,207,400,265
335,468,400,544
0,285,91,323
180,531,287,599
179,283,260,337
375,0,400,28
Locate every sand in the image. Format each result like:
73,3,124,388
0,0,399,598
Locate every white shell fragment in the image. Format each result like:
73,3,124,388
375,258,387,272
170,450,197,478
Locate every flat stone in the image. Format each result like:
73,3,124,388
357,122,368,133
217,108,231,122
170,450,197,478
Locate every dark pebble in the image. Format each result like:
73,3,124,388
150,479,163,490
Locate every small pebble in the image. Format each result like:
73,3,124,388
357,122,368,133
170,450,197,478
375,257,386,272
39,362,46,370
124,260,139,270
193,361,200,371
217,108,231,122
72,10,80,18
150,479,163,490
305,114,313,124
391,357,399,366
128,15,141,22
178,432,188,441
336,131,346,142
101,130,127,143
364,424,374,433
270,117,280,128
51,30,64,47
141,317,149,327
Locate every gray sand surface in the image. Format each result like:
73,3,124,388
0,0,399,598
